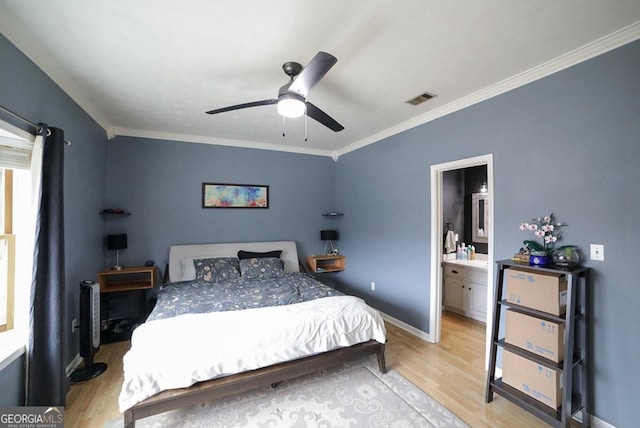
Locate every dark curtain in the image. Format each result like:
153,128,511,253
27,125,68,406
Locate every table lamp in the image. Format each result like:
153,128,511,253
107,233,127,270
321,230,339,255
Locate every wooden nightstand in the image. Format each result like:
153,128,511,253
98,266,156,292
306,255,346,273
98,266,157,343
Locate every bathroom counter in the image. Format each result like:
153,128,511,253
442,259,488,271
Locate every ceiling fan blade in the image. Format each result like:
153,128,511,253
289,52,337,97
206,99,277,115
305,102,344,132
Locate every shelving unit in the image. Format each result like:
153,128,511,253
485,260,590,427
306,255,346,273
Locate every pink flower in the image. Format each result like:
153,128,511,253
519,213,567,252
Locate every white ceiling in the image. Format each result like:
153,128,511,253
1,1,639,158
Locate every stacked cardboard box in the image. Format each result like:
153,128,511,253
504,268,567,315
502,268,567,409
502,350,562,409
505,310,565,362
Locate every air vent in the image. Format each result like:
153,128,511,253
406,92,436,106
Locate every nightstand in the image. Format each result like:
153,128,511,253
306,254,346,273
98,266,156,292
98,266,157,343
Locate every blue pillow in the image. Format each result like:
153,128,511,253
239,257,285,280
193,257,240,283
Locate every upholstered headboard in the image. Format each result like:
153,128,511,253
168,240,300,283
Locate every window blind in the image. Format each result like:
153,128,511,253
0,135,33,170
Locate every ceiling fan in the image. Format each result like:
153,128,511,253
206,51,344,133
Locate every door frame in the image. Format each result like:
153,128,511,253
428,154,495,368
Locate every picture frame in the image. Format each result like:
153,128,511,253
202,183,269,208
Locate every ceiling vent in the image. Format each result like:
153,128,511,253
406,92,436,106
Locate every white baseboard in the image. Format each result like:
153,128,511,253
379,311,615,428
573,411,616,428
379,311,432,342
65,353,82,377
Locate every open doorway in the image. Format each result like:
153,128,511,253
428,154,495,369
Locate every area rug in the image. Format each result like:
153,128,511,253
105,355,468,427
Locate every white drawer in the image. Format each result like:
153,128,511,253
468,269,487,284
443,264,467,279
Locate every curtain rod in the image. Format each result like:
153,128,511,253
0,104,72,145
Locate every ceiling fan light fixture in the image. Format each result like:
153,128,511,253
277,94,306,118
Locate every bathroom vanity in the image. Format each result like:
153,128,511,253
442,259,488,322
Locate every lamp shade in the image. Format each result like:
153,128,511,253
320,230,338,241
107,234,128,250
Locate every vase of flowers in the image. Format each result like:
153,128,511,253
519,213,566,266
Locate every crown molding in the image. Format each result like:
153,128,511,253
112,127,334,157
2,4,638,159
334,20,640,159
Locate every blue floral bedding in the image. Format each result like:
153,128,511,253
148,272,343,322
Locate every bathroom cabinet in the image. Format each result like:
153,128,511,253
442,261,488,322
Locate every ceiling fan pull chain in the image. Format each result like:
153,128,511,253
305,113,308,142
282,115,286,137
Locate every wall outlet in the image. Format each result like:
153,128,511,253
370,282,376,291
71,318,79,333
590,244,605,261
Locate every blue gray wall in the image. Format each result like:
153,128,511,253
0,355,25,406
335,40,640,426
0,34,108,403
105,137,338,271
2,28,639,426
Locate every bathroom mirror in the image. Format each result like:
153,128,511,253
472,193,489,244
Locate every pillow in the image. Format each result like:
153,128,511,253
193,257,240,283
239,257,285,280
237,250,283,260
179,257,208,281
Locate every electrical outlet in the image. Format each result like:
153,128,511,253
71,318,79,333
370,282,376,291
590,244,604,261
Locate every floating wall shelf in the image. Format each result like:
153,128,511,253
100,209,131,216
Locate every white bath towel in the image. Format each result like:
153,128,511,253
444,230,457,253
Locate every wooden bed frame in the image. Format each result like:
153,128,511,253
125,341,386,427
123,241,387,427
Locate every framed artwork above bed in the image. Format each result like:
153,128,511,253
202,183,269,208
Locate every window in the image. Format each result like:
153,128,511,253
0,168,31,334
0,122,36,359
1,168,16,331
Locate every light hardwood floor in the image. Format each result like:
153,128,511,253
64,311,549,427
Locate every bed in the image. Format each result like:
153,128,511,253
119,241,387,427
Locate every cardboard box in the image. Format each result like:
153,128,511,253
502,350,562,409
505,309,565,362
505,268,567,315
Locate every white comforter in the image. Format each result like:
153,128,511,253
118,295,386,411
